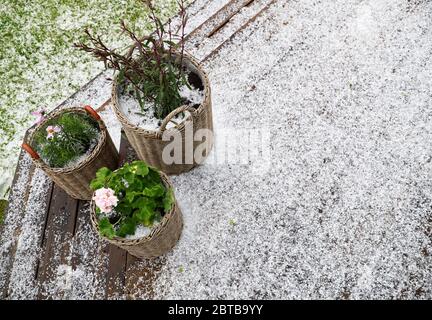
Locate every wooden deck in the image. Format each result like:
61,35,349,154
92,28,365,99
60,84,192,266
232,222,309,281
0,0,276,299
4,0,431,300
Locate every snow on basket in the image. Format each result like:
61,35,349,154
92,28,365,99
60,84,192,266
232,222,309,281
111,52,213,175
22,106,119,200
89,161,183,259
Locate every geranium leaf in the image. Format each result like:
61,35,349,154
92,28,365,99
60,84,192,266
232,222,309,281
99,217,115,239
143,184,164,198
163,188,174,212
134,204,155,226
96,167,112,180
116,217,136,237
132,161,149,176
90,167,112,190
125,190,138,203
90,179,104,191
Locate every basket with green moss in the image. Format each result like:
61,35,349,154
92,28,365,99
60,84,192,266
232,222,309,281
22,106,119,200
89,161,182,259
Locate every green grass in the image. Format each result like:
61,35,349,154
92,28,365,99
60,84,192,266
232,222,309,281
0,0,179,198
0,199,7,225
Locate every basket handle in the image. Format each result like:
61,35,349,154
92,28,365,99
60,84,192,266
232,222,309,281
84,105,101,121
22,143,40,160
158,105,193,134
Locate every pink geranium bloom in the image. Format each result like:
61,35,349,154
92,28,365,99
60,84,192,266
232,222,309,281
93,188,119,214
31,109,46,125
46,125,61,139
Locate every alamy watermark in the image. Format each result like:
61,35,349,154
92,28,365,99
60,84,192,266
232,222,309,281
161,118,271,174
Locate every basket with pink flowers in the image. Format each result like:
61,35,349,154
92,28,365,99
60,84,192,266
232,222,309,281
22,106,119,200
89,160,182,259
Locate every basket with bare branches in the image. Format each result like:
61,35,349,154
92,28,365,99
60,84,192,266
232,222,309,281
75,0,213,175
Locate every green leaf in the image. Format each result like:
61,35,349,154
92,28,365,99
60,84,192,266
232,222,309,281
115,163,129,177
134,205,154,226
90,179,104,191
116,202,132,216
99,217,115,239
125,190,139,203
124,172,135,185
163,188,174,212
163,40,177,48
154,211,162,223
116,217,137,237
135,87,146,112
96,167,112,180
107,176,124,193
90,167,112,190
118,69,125,83
132,160,149,176
181,72,192,89
132,196,156,210
141,168,161,185
143,184,165,198
128,178,143,192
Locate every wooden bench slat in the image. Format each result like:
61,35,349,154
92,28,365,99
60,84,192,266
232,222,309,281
6,169,53,299
105,245,127,299
69,200,110,299
185,0,275,61
125,255,166,299
0,152,34,298
36,185,79,299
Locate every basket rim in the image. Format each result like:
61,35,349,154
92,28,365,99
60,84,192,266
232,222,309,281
25,106,108,174
90,170,178,246
111,52,211,139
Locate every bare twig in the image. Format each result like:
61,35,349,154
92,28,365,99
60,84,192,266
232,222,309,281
74,0,189,119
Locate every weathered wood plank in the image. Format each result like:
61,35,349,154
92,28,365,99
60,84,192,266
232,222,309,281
105,245,127,299
6,169,53,299
36,185,79,299
184,0,242,42
124,255,166,299
69,200,110,299
201,0,276,63
201,0,292,111
185,0,275,61
0,151,37,298
207,0,255,38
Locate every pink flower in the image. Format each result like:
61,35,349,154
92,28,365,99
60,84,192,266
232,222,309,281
93,188,119,214
31,109,46,125
46,125,61,139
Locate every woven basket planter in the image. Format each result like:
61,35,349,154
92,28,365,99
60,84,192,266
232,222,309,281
89,172,183,259
111,53,213,175
22,106,119,200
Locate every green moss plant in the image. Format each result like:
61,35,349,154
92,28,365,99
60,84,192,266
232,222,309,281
31,112,100,168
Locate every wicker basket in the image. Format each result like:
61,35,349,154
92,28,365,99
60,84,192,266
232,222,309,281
22,106,119,200
111,52,213,175
89,172,183,259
